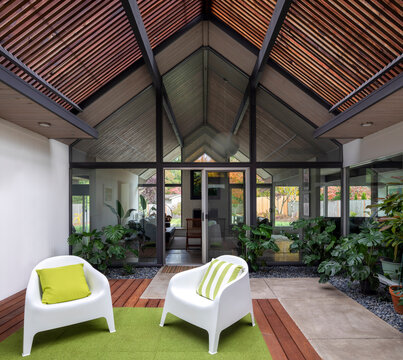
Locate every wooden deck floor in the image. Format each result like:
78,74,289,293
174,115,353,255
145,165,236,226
0,279,321,360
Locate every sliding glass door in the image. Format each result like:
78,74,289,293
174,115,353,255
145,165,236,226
202,170,248,262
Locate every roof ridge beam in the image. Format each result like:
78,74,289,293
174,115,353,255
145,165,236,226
329,53,403,113
0,66,98,138
1,45,83,112
120,0,183,147
231,0,293,134
314,72,403,138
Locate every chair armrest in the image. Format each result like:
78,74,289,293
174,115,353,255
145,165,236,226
25,271,44,308
85,266,110,293
169,264,209,290
214,272,250,305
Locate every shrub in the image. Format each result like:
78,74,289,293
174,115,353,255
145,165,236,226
289,217,339,266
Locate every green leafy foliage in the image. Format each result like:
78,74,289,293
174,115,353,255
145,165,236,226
289,217,339,266
68,225,138,273
104,200,135,225
317,220,383,290
232,223,280,272
368,191,403,263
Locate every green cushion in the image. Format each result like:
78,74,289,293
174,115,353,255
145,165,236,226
36,263,91,304
197,259,243,300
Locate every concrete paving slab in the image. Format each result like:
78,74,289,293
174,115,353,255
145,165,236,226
250,278,276,299
310,338,403,360
279,297,403,340
265,278,347,299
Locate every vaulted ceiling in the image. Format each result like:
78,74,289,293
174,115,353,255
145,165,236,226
0,0,402,143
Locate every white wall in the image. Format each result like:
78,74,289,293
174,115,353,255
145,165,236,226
0,119,69,300
343,121,403,167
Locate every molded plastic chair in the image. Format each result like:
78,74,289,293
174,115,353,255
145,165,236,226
22,255,115,357
159,255,254,354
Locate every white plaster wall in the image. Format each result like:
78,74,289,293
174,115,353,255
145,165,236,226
0,119,69,300
343,121,403,167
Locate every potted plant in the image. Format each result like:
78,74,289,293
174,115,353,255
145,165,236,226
232,223,280,272
368,190,403,280
389,254,403,314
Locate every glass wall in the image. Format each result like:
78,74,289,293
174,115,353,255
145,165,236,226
163,49,250,163
256,87,341,162
256,167,341,263
349,154,403,233
71,168,157,264
72,87,156,162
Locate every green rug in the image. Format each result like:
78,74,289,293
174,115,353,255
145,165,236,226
0,308,272,359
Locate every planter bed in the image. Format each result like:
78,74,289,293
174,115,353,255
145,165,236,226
108,266,161,279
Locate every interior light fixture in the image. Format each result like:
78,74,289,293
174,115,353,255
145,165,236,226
360,122,373,127
38,122,51,128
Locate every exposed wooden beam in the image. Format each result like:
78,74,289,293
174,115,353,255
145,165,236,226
329,53,403,113
314,72,403,138
231,0,293,134
0,66,98,138
1,45,82,112
120,0,183,147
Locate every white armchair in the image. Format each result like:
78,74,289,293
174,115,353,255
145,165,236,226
159,255,254,354
23,255,115,357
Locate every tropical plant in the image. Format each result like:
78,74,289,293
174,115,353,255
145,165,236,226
318,220,383,292
104,200,135,225
68,225,138,273
367,191,403,263
289,217,339,266
232,223,280,271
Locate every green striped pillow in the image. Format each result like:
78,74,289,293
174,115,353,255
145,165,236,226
197,259,243,300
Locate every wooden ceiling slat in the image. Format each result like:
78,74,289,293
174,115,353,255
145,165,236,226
1,0,202,107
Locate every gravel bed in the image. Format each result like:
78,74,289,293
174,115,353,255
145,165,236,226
253,266,403,332
107,266,161,279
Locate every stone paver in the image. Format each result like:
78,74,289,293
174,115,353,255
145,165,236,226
265,277,346,299
309,338,403,360
250,278,276,299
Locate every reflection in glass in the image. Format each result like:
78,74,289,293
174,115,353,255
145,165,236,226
71,168,157,264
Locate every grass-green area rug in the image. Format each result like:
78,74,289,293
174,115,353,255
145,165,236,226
0,308,272,359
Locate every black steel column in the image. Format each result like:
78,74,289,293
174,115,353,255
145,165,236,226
249,86,257,226
156,88,164,265
341,167,350,236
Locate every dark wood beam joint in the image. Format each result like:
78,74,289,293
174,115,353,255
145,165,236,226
329,53,403,113
120,0,183,147
315,73,403,138
1,45,82,112
231,0,292,134
0,66,98,138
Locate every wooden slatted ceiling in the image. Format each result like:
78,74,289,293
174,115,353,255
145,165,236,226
0,0,202,110
139,0,202,50
211,0,276,48
211,0,403,112
0,0,141,108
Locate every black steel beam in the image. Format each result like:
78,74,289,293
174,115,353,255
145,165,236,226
314,72,403,138
120,0,183,147
329,53,403,113
231,0,293,134
1,45,83,112
0,66,98,138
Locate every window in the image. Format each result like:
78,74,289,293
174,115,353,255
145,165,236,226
165,170,182,227
275,186,299,227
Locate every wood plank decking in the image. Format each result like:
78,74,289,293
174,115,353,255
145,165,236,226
0,279,321,360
